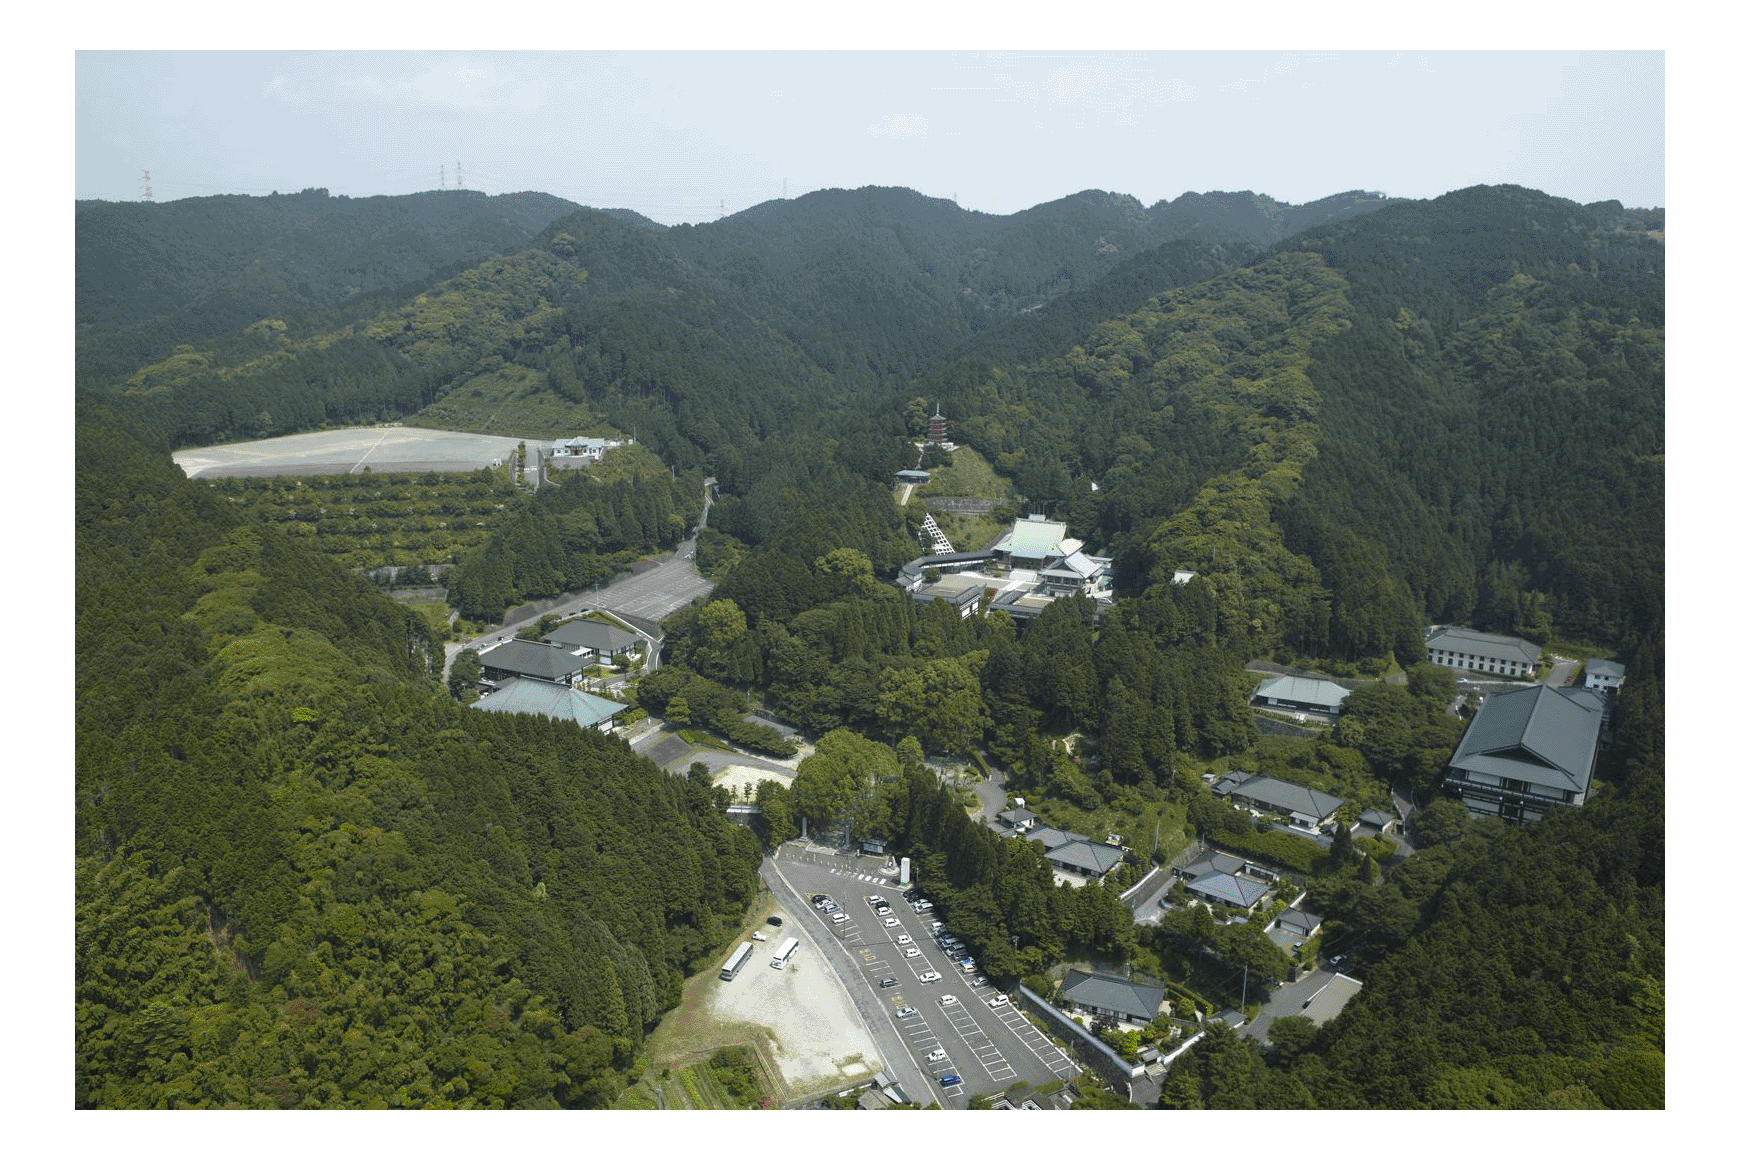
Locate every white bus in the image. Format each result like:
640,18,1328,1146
770,937,800,969
720,941,754,980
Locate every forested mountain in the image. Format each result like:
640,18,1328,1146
658,186,1391,389
909,184,1664,650
75,187,601,392
75,404,761,1107
75,180,1664,1108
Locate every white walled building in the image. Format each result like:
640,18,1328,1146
1424,625,1542,679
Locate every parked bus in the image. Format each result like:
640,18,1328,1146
720,941,754,980
770,937,800,969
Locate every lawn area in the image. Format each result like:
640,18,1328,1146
913,445,1017,504
410,363,605,441
911,445,1019,552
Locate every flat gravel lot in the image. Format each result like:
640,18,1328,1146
173,426,526,478
709,906,882,1095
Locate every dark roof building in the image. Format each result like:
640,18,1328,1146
544,618,641,658
479,639,589,686
1250,675,1351,718
1059,970,1166,1025
1211,772,1345,831
1184,871,1271,909
1045,839,1125,878
1441,684,1604,821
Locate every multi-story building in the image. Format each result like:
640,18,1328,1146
1424,625,1543,678
1441,684,1604,821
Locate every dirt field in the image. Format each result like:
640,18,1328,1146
172,425,528,479
632,888,881,1107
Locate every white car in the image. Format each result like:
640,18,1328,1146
918,971,941,984
926,1049,947,1063
883,917,899,927
831,913,849,925
939,994,958,1006
751,932,767,941
897,934,912,945
905,947,922,958
987,994,1008,1008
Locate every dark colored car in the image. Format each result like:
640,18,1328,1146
768,916,783,926
940,1074,962,1087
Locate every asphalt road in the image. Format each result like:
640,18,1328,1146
445,485,716,675
769,848,1075,1105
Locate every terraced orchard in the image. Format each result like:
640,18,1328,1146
200,467,521,571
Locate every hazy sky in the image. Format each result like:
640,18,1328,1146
75,49,1664,223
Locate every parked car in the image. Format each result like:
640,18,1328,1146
905,947,922,958
939,1074,962,1087
895,1006,917,1018
883,917,899,927
831,912,849,925
918,971,941,983
879,977,898,988
987,994,1008,1008
897,934,913,945
867,895,885,905
926,1049,947,1063
751,932,767,941
939,994,958,1006
970,975,986,987
767,916,783,926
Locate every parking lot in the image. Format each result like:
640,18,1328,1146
769,851,1075,1103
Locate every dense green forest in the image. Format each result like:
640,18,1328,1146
75,408,760,1107
75,181,1663,1108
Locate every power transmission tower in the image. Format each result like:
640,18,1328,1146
457,161,464,190
140,170,153,202
440,164,445,190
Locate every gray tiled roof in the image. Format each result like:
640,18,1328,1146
480,639,588,682
1252,675,1350,710
1448,684,1602,794
544,618,639,654
1045,839,1125,876
998,808,1039,827
470,678,624,729
1024,825,1089,851
1059,970,1165,1022
1186,872,1270,908
1179,851,1247,880
1425,625,1543,665
1224,775,1344,822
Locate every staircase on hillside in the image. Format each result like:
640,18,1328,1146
918,512,953,555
